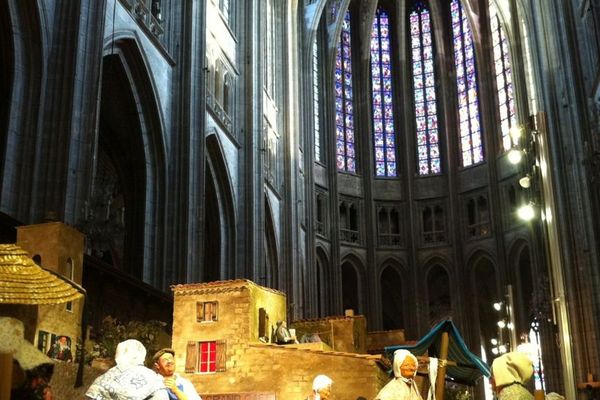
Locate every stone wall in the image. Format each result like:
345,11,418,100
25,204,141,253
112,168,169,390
188,344,389,399
171,280,390,399
366,329,406,354
291,316,367,353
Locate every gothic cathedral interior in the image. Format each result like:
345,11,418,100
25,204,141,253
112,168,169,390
1,0,600,398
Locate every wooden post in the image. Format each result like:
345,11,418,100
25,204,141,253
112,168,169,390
0,352,13,399
435,331,449,400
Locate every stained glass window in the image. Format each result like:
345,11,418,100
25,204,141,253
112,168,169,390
489,2,517,151
410,1,441,175
313,38,322,162
264,0,274,95
370,8,397,177
335,10,356,173
451,0,484,167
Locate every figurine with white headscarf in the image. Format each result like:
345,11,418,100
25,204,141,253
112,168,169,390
85,339,168,400
490,351,534,400
375,349,423,400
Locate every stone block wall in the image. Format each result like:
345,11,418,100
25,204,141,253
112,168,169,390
171,280,287,375
171,280,391,399
291,316,367,353
366,329,406,354
188,343,389,399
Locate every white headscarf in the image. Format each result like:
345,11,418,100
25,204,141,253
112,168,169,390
86,339,167,400
491,351,534,388
312,374,333,391
114,339,147,369
393,349,418,380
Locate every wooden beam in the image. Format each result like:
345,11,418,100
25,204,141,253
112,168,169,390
435,331,450,400
0,352,13,400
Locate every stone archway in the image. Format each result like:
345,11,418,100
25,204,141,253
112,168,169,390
380,264,404,330
341,261,360,314
426,264,451,327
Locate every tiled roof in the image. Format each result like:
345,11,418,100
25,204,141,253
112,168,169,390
171,279,286,296
292,315,363,323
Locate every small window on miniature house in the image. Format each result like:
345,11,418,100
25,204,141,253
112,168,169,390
196,301,218,322
185,340,226,373
37,330,50,353
66,258,74,312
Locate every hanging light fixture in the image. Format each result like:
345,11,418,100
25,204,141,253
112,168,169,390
519,174,532,188
507,148,523,164
517,203,536,221
509,125,522,145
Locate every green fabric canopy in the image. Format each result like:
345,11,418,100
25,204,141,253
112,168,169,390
385,319,490,385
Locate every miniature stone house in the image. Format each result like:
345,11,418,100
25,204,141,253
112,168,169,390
171,279,390,399
16,221,85,359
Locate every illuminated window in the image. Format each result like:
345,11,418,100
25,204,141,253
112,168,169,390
220,0,229,23
489,2,517,151
335,10,356,173
410,0,441,175
313,37,322,162
451,0,484,167
370,8,397,177
264,0,274,95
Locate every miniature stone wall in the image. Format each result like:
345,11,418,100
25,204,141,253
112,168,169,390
366,329,406,354
171,280,287,374
190,343,389,399
291,316,367,353
171,280,391,399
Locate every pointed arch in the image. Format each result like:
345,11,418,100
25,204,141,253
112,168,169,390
264,194,279,289
425,261,452,327
371,6,397,177
488,0,518,151
410,0,442,175
508,239,535,335
205,133,236,282
0,0,44,218
97,37,167,285
315,246,331,317
466,251,499,361
340,252,366,314
334,8,356,173
379,259,406,330
451,0,484,167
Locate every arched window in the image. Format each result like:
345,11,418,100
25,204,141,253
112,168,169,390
66,258,74,280
422,204,445,244
313,36,322,162
410,1,441,175
427,264,452,325
264,0,275,96
335,10,356,173
451,0,484,167
370,8,397,177
220,0,230,24
381,266,404,329
489,1,517,151
342,262,360,313
223,74,231,115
